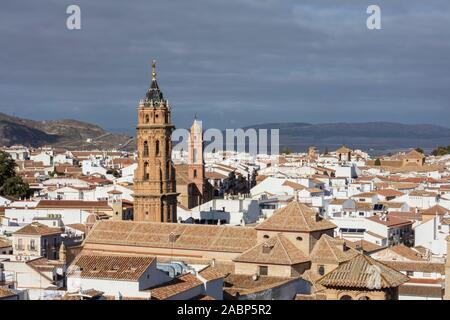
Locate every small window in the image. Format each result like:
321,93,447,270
263,235,270,239
406,271,414,277
262,244,272,254
296,236,303,241
318,265,325,276
259,266,268,276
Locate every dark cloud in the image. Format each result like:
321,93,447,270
0,0,449,134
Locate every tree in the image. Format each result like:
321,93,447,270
432,145,450,156
281,147,292,155
1,176,30,199
374,158,382,166
106,169,121,178
0,151,30,199
0,151,17,186
415,148,424,154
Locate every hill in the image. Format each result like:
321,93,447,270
0,112,133,151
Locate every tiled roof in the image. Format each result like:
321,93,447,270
329,199,348,205
387,245,426,261
256,200,336,233
0,288,16,299
366,215,412,228
149,273,202,300
13,222,62,236
37,200,111,209
198,266,224,281
282,180,306,191
0,238,12,248
375,189,405,198
85,220,257,253
421,205,449,216
68,254,154,281
345,239,383,254
351,192,377,198
223,274,298,297
317,254,409,289
336,146,352,154
381,261,445,274
234,234,309,265
310,235,358,264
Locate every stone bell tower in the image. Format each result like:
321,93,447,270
133,60,178,222
188,118,205,205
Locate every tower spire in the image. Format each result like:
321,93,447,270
152,59,157,81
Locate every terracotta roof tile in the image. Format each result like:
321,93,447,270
310,235,358,264
85,220,257,253
234,234,310,265
13,222,62,236
149,273,202,300
317,254,409,289
256,200,336,233
68,254,154,281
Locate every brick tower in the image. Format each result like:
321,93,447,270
133,60,178,222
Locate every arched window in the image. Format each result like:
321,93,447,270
263,235,270,239
358,296,370,300
193,169,197,178
340,295,353,300
155,140,160,156
145,114,150,123
143,141,149,157
296,236,303,241
144,162,149,180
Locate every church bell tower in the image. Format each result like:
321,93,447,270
133,60,178,222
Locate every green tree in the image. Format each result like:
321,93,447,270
0,176,30,199
415,148,424,154
374,158,382,166
431,146,450,156
0,151,17,186
281,147,292,155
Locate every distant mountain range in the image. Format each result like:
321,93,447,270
0,112,133,151
1,112,449,154
245,122,450,153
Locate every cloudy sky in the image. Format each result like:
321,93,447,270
1,0,449,134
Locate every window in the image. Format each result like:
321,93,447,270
144,162,150,180
145,114,150,123
18,239,23,250
30,239,36,251
258,266,268,276
296,236,303,241
263,235,270,239
318,265,325,276
193,169,197,178
155,140,160,156
143,141,149,157
406,271,414,277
